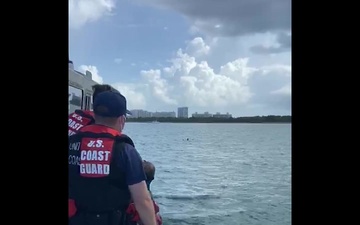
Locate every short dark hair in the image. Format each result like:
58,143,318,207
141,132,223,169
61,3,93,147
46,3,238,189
92,84,119,103
143,160,155,182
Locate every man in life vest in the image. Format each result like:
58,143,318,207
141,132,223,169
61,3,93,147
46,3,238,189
68,84,121,218
68,91,157,225
126,160,162,225
68,84,120,136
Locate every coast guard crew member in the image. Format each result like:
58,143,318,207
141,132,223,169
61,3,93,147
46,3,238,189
68,91,157,225
68,84,120,218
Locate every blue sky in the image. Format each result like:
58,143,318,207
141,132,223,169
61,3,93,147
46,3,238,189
70,0,191,84
69,0,291,117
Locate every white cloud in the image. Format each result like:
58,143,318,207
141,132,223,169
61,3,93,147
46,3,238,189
78,65,104,84
82,36,291,116
271,83,291,95
76,64,147,110
159,50,254,107
69,0,116,29
136,37,290,114
111,83,147,109
185,37,210,57
141,70,177,105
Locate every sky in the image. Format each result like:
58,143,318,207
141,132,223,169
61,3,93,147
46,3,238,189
69,0,291,117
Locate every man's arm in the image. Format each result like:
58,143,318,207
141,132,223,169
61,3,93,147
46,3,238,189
129,181,157,225
119,144,157,225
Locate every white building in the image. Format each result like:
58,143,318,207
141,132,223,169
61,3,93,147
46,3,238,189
152,111,176,118
129,110,152,118
192,112,213,118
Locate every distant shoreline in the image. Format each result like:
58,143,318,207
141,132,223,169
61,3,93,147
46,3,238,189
127,115,291,124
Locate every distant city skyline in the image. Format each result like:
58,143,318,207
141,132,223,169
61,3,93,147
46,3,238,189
129,107,237,119
128,106,289,118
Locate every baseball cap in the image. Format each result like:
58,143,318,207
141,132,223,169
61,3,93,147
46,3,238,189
93,91,132,117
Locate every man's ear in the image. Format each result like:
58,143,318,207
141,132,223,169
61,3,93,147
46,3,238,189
117,116,123,124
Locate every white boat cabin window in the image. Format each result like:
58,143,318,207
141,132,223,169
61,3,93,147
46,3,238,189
69,85,83,114
90,94,93,110
85,95,92,111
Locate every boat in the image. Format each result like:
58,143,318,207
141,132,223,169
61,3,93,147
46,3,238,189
69,60,99,114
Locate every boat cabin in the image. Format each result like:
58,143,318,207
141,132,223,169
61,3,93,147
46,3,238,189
68,60,98,114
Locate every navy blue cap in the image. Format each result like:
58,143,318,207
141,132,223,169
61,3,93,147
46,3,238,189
93,91,132,117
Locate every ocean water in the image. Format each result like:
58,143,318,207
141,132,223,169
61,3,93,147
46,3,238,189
123,123,291,225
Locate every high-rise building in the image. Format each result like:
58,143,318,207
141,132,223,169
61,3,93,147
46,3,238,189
177,107,189,118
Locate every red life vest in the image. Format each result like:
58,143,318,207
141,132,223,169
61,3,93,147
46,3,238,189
69,125,135,219
68,199,77,218
68,110,95,136
126,200,162,225
68,110,95,218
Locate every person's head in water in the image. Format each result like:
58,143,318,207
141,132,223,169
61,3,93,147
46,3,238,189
92,84,120,103
143,160,155,189
93,91,132,132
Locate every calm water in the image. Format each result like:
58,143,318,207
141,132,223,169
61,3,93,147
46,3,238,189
124,123,291,225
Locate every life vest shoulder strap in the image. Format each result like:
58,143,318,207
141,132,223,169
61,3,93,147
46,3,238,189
74,110,95,125
115,134,135,148
76,125,135,148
